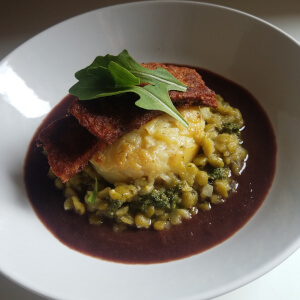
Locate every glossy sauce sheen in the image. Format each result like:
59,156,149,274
24,68,277,264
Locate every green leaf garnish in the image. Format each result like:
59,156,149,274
87,178,98,204
133,84,189,127
69,50,189,127
108,61,140,87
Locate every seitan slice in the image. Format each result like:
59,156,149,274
69,64,217,143
38,115,106,182
141,63,217,108
39,64,217,181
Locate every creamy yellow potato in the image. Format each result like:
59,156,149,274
91,107,205,183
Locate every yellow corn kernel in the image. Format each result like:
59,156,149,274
183,162,199,185
64,198,73,210
231,162,240,175
153,220,167,231
72,196,85,215
177,209,191,219
170,211,182,225
224,157,231,165
145,205,155,218
208,156,224,168
202,137,215,157
211,194,225,205
116,206,129,217
97,187,111,199
180,180,193,192
190,206,198,215
120,214,134,225
114,185,128,194
193,154,208,168
135,213,151,228
214,179,230,198
139,184,154,196
109,189,122,201
109,185,137,202
181,190,198,208
198,201,211,211
97,201,109,211
170,209,190,225
116,185,137,200
157,212,169,221
195,170,208,186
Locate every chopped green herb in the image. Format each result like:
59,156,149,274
221,122,241,137
69,50,189,127
137,187,181,212
87,178,98,204
107,200,123,214
207,167,229,181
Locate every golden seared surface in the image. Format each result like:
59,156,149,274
91,106,205,183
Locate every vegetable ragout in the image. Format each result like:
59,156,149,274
50,95,247,231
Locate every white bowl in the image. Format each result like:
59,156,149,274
1,1,300,300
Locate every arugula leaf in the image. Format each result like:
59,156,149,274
69,49,189,127
133,84,189,127
108,61,140,87
69,67,133,99
100,50,187,92
87,178,98,204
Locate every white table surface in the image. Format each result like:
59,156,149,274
0,1,299,299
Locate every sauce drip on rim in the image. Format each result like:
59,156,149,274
24,68,276,264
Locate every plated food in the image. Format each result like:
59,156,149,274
25,50,276,263
4,2,300,300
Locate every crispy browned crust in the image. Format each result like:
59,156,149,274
68,94,161,144
38,116,106,182
69,64,217,142
141,63,217,108
39,64,217,181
